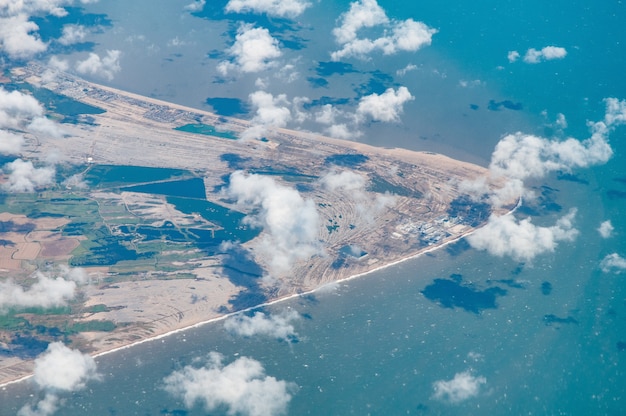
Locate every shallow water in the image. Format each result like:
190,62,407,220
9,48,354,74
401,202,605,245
2,0,626,414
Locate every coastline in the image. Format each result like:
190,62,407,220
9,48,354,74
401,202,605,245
0,67,513,389
0,223,487,389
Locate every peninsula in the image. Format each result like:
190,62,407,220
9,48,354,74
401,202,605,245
0,63,505,385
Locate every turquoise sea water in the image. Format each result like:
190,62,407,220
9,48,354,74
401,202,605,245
2,0,626,414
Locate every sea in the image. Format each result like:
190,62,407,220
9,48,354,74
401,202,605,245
2,0,626,414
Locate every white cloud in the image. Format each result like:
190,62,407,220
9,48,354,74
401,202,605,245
2,158,55,192
432,371,486,403
0,129,24,154
598,220,614,238
0,266,86,311
17,393,59,416
32,342,99,391
19,342,99,416
224,309,300,341
241,90,292,140
0,0,69,17
331,0,436,61
163,352,295,416
556,113,567,129
319,169,395,221
464,98,626,208
76,50,121,81
356,86,414,122
507,50,520,63
58,24,88,45
225,0,311,18
467,209,579,262
396,63,417,76
0,14,47,59
226,171,323,277
600,253,626,273
0,86,44,128
217,24,281,75
0,1,94,60
184,0,205,12
320,169,366,192
522,46,567,64
332,0,389,45
28,116,64,138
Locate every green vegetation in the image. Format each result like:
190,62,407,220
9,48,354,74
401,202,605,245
84,165,190,188
174,123,238,140
66,320,116,334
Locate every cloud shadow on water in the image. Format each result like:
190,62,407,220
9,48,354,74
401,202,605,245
421,274,507,314
206,97,250,117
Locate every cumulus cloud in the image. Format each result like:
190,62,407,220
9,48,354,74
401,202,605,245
226,171,322,277
0,266,86,312
76,50,121,81
28,116,64,138
0,14,47,59
0,87,64,153
463,98,626,208
163,352,295,416
241,90,292,140
225,0,311,18
507,50,520,63
598,220,614,238
2,158,55,192
224,309,300,341
217,24,281,76
0,129,24,154
32,342,99,391
467,209,579,262
509,46,567,64
19,342,100,416
356,86,414,122
600,253,626,273
58,24,88,45
0,0,94,60
432,371,486,403
523,46,567,63
0,86,44,128
331,0,436,61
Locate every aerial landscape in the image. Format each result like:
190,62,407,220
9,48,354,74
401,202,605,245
1,0,626,415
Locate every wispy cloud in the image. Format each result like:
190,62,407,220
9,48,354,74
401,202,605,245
163,352,296,416
432,371,486,403
600,253,626,273
319,169,395,220
224,309,301,341
225,0,311,18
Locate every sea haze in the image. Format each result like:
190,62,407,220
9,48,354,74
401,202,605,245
1,0,626,415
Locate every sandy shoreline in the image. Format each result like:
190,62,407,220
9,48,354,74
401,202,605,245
1,66,512,389
0,225,480,389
